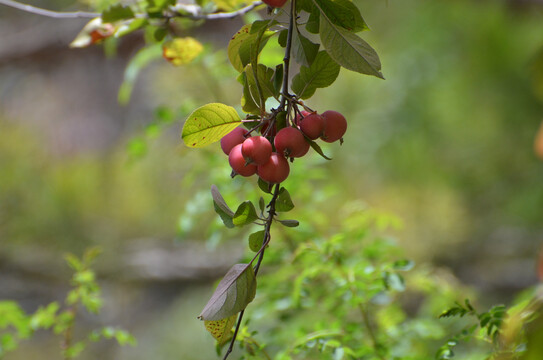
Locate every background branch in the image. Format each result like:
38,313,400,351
0,0,98,18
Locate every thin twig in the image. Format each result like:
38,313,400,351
222,184,281,360
0,0,98,18
182,1,263,20
0,0,261,21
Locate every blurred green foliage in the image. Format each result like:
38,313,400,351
0,248,135,359
1,0,543,358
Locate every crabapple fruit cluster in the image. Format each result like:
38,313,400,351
220,109,347,184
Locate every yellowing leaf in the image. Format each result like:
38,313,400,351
181,103,241,148
162,37,204,66
204,314,237,345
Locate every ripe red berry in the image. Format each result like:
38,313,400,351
274,127,310,158
295,110,312,127
242,136,272,165
321,110,347,143
221,127,248,155
299,113,325,140
229,144,257,177
257,153,290,184
262,0,288,8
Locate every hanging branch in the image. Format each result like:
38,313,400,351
222,183,282,360
0,0,98,18
0,0,262,20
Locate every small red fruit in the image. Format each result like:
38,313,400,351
221,127,248,155
299,113,325,140
257,153,290,184
229,144,257,177
295,110,312,126
274,127,310,158
242,136,272,165
321,110,347,143
262,0,288,8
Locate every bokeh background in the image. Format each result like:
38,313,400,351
1,0,543,358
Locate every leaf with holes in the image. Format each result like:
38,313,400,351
182,103,241,148
198,264,257,321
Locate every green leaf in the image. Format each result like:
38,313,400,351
238,71,260,114
233,201,259,226
291,51,340,99
393,259,414,271
250,64,278,99
198,264,257,320
308,139,332,160
249,230,266,252
276,188,294,212
306,7,320,34
114,18,148,38
313,0,368,32
277,219,299,227
181,103,241,148
258,177,273,193
204,315,237,345
146,0,175,13
228,24,275,72
319,13,383,78
278,29,288,47
272,64,284,95
102,4,135,23
258,197,265,214
292,25,320,67
211,185,235,228
30,302,59,330
241,63,278,113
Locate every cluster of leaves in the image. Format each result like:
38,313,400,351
226,201,451,359
0,248,135,359
436,291,543,360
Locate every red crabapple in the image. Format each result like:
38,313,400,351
295,110,312,126
262,0,287,8
321,110,347,143
299,113,325,140
274,127,310,158
229,144,257,177
242,136,272,165
257,153,290,184
221,127,248,155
